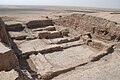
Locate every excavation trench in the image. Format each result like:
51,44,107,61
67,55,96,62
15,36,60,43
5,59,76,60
0,14,119,80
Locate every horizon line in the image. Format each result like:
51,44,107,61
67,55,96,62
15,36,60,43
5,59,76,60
0,4,120,10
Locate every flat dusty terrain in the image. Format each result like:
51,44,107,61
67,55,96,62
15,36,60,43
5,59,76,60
0,5,120,23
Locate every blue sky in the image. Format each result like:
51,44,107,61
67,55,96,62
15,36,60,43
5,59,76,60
0,0,120,9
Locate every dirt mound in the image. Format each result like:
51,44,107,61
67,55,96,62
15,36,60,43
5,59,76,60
54,14,120,41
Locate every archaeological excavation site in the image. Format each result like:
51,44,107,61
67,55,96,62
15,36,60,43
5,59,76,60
0,13,120,80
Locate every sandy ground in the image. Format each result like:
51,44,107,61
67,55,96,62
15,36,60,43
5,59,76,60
0,6,120,24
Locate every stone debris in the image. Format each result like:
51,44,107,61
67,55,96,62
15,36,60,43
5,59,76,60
60,28,69,36
0,69,19,80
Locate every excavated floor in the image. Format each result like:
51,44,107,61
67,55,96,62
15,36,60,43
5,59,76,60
5,23,115,80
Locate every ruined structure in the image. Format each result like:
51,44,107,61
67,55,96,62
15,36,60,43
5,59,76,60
0,18,18,71
0,14,120,80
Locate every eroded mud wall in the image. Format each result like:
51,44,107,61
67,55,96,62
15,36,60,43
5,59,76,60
0,18,19,71
0,18,13,47
54,14,120,41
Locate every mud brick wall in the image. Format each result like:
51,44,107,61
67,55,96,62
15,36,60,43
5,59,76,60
6,23,24,31
26,20,54,29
